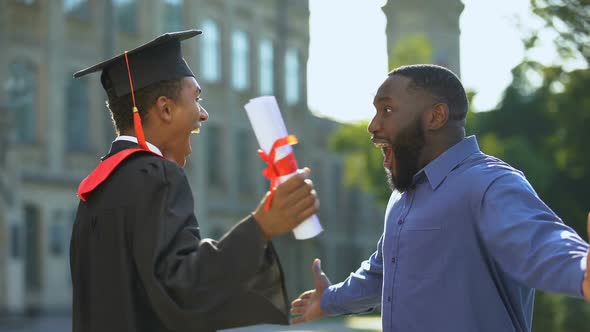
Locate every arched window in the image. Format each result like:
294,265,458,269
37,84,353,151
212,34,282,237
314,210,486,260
200,19,221,82
163,0,183,32
66,73,89,151
259,39,274,95
206,124,224,188
285,48,300,105
114,0,138,34
6,61,37,143
64,0,90,18
231,30,250,91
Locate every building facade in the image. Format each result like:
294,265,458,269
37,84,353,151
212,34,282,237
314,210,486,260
0,0,386,314
0,0,461,315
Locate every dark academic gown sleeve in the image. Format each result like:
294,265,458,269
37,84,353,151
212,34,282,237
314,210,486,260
70,154,289,332
134,160,288,331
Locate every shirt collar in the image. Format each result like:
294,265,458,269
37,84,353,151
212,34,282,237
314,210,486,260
114,135,163,157
414,136,480,191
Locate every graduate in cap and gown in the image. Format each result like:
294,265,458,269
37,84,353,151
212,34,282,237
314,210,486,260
69,29,319,332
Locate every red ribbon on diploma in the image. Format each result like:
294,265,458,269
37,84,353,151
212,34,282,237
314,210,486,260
258,135,299,210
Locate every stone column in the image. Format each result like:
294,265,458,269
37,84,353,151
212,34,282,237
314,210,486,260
382,0,463,76
143,0,164,36
0,105,9,313
45,0,66,172
0,0,9,313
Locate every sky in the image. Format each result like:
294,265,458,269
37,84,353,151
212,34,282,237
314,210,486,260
307,0,586,123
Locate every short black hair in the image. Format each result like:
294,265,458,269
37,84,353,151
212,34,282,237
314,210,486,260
105,79,182,135
389,64,468,120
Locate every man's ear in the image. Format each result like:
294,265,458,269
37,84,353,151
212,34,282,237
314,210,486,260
153,96,173,123
425,103,449,130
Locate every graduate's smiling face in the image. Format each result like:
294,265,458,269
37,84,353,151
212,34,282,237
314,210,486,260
368,74,428,192
160,77,208,167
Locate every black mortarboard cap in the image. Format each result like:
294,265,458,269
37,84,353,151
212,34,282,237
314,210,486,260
73,29,202,97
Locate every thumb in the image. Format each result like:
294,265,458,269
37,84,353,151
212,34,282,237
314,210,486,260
312,258,330,291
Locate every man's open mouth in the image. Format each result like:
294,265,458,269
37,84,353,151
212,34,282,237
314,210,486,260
373,140,394,169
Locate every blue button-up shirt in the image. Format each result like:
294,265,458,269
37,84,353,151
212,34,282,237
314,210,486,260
321,136,588,331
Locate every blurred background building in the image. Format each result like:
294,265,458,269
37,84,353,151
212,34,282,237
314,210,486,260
0,0,461,316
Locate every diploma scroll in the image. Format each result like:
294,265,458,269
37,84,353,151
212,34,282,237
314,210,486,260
244,96,323,240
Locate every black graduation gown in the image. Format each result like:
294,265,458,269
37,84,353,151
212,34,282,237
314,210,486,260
70,141,289,332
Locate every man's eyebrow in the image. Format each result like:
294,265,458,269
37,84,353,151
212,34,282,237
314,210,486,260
375,96,393,103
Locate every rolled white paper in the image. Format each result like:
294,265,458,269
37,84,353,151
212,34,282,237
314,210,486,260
244,96,323,240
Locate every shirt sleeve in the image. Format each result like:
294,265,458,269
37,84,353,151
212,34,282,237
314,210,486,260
320,234,384,315
478,171,588,298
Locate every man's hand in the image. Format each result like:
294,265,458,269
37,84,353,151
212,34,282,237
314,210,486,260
583,213,590,302
290,259,331,324
253,168,319,240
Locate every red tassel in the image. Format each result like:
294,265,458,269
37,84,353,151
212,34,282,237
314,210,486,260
133,109,148,150
124,51,148,151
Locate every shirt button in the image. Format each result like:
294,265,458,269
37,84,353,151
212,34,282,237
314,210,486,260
398,219,404,225
391,257,396,263
387,296,392,302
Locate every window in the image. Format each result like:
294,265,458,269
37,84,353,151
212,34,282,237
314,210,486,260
231,30,250,91
6,61,37,143
49,210,65,256
114,0,137,34
10,224,21,259
200,19,220,82
285,48,300,105
206,125,223,187
163,0,183,32
259,39,274,95
331,162,342,210
24,204,41,292
66,73,90,151
16,0,36,5
64,0,89,18
237,131,255,193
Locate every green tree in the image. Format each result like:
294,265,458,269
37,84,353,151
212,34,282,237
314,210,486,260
532,292,566,332
329,121,391,206
530,0,590,64
388,35,433,70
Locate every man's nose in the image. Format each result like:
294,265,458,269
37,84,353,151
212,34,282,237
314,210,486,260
199,105,209,121
367,115,379,134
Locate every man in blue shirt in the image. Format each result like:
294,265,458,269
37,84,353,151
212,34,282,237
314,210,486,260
290,64,590,331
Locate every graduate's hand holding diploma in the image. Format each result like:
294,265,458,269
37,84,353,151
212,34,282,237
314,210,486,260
245,96,323,240
253,168,318,240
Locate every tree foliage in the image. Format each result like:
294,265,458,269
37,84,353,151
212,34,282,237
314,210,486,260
388,34,433,70
329,121,391,206
530,0,590,64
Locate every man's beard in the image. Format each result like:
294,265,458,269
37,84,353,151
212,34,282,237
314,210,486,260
385,117,425,193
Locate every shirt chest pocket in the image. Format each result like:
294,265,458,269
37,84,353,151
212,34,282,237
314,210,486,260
397,219,445,280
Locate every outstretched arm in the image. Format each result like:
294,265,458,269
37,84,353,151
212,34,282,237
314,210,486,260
478,172,589,298
290,259,331,324
291,235,384,324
